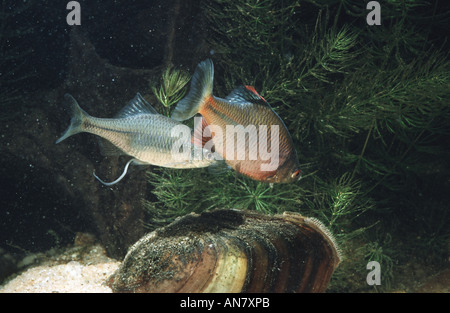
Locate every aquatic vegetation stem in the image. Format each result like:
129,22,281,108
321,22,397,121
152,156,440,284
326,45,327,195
152,65,190,116
351,117,375,181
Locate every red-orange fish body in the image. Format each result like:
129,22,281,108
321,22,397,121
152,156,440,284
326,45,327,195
172,59,301,184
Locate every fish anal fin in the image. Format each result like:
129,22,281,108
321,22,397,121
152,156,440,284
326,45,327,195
97,138,126,157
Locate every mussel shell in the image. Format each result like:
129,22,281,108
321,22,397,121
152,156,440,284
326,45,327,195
109,209,341,293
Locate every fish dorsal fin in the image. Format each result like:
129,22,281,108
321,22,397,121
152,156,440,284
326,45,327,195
225,85,270,108
115,93,159,118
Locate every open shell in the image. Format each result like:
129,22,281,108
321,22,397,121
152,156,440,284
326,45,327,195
109,209,341,293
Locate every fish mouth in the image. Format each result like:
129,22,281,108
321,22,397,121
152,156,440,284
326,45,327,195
263,166,302,184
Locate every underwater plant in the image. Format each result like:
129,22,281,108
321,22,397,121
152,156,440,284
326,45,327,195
363,234,395,291
151,65,190,116
143,0,450,291
143,168,208,230
143,168,308,230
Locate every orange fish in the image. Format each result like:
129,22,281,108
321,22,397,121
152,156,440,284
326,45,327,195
172,59,301,184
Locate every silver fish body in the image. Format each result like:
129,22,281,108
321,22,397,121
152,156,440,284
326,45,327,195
56,93,217,169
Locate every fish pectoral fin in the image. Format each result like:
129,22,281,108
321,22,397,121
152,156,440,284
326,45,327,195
93,158,139,186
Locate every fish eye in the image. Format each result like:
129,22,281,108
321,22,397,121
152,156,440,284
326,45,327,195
205,151,214,160
291,169,302,179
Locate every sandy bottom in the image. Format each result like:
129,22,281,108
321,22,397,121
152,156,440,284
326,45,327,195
0,233,121,293
0,261,120,293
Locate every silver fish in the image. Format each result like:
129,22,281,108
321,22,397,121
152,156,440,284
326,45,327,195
56,93,218,185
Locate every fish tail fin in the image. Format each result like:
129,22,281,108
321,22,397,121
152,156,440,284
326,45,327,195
171,59,214,121
56,94,89,144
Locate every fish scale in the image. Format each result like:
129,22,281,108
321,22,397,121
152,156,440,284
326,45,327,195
82,114,181,164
